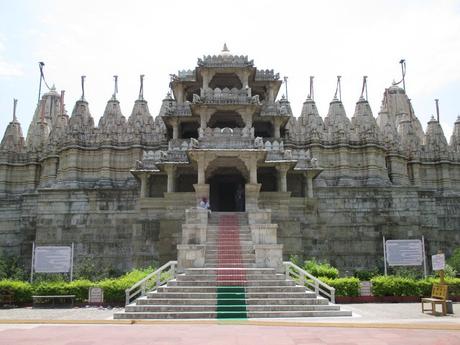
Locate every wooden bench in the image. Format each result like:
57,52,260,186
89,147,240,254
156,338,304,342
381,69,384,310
32,295,75,308
421,284,448,316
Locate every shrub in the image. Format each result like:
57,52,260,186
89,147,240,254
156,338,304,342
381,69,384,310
303,259,339,279
354,269,380,281
0,256,27,281
371,276,420,296
97,267,155,303
447,248,460,273
320,277,360,297
0,280,33,303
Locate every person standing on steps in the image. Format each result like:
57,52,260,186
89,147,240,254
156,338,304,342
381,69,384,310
199,197,211,216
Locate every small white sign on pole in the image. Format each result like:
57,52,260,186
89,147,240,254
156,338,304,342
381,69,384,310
432,253,445,271
385,239,423,266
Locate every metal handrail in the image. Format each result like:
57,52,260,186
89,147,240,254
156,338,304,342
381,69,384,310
125,261,177,305
283,261,336,304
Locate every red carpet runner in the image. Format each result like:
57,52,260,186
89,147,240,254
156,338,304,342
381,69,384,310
216,214,247,318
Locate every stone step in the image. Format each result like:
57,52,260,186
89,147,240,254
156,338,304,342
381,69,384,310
176,274,285,281
184,268,276,275
167,280,295,287
114,309,352,319
135,297,328,306
146,291,318,299
155,286,307,294
125,304,340,313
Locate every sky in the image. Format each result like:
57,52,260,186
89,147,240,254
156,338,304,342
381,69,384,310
1,0,460,140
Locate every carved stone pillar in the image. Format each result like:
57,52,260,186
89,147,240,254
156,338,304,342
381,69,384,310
245,183,261,211
276,165,289,192
273,118,282,138
139,173,149,197
164,165,176,192
172,120,179,139
304,172,314,198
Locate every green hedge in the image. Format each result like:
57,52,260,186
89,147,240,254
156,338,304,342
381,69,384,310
0,267,155,304
303,260,339,279
320,277,360,297
0,280,33,303
371,276,460,297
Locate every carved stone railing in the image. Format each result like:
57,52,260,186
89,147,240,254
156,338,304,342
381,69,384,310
197,88,258,105
177,70,195,81
197,55,253,68
169,138,194,151
255,69,280,80
160,102,192,117
199,136,254,150
260,100,293,117
200,127,254,139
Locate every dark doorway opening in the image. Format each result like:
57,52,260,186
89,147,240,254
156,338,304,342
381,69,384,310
209,173,245,212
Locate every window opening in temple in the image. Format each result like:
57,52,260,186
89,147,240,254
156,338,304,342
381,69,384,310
180,122,199,139
287,172,304,197
208,168,246,212
208,111,244,129
258,167,277,191
209,73,242,90
149,175,167,197
254,121,273,138
185,86,201,102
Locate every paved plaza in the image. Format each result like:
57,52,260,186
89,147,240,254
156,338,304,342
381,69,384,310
0,303,458,344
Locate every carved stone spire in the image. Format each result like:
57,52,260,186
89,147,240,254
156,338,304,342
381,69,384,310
128,98,154,133
324,96,350,142
25,86,63,151
424,115,448,155
68,99,94,132
351,94,381,143
48,90,69,147
1,99,25,152
397,114,421,157
297,95,325,141
376,83,424,141
449,115,460,152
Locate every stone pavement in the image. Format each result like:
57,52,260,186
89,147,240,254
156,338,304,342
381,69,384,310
0,303,458,345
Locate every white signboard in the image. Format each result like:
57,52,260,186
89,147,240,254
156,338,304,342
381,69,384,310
432,253,445,271
88,287,104,304
34,246,72,273
385,240,423,266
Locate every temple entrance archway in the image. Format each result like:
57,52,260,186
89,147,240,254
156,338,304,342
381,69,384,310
206,158,248,212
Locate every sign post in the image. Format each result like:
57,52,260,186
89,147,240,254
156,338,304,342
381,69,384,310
31,244,74,282
432,252,446,284
384,238,426,277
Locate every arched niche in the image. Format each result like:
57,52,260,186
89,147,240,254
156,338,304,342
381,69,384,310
208,111,245,129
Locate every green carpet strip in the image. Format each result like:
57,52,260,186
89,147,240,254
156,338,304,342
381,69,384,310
217,286,247,319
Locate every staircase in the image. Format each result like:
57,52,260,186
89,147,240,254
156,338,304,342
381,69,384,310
114,212,352,319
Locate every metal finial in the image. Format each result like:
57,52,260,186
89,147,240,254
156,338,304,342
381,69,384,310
334,76,342,101
360,76,368,101
139,74,145,100
113,75,118,99
13,99,18,122
60,90,65,116
308,76,314,101
283,76,289,101
81,76,86,100
435,99,440,122
400,59,406,91
37,62,45,103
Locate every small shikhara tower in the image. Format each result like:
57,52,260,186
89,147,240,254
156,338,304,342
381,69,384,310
135,45,321,212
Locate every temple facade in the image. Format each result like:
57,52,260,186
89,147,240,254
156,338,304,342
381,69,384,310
1,47,460,272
